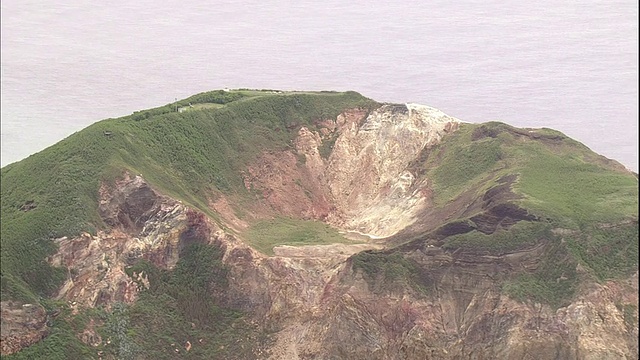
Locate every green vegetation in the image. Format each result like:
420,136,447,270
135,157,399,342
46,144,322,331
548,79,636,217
116,243,258,359
4,300,100,360
565,223,638,281
352,251,430,295
4,319,96,360
401,121,638,307
0,90,374,356
1,90,376,303
318,132,339,160
102,302,139,360
430,134,503,205
130,90,246,121
515,148,638,228
398,213,634,308
503,242,579,309
2,89,639,354
6,243,257,359
417,122,637,228
442,221,552,254
243,217,358,255
178,103,225,112
621,304,638,329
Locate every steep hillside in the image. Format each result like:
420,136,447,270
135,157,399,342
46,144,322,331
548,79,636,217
1,90,637,359
0,90,377,302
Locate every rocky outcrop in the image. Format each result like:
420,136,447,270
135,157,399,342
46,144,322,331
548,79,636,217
48,173,214,310
325,103,459,237
242,104,460,237
35,171,638,360
12,104,633,359
208,233,637,360
98,174,159,233
215,101,638,358
0,301,48,355
247,250,638,360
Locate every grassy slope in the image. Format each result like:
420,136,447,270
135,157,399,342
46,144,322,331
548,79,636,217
243,217,359,255
0,90,378,302
420,122,637,226
382,121,638,307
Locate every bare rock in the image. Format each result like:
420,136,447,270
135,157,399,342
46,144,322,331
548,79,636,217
0,302,48,356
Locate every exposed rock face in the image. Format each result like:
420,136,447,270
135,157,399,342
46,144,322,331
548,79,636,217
0,302,48,355
11,103,633,359
218,234,638,360
40,175,638,360
325,103,459,237
49,173,214,310
99,174,159,233
243,104,460,237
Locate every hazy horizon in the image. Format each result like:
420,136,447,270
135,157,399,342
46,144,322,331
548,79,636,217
1,0,638,171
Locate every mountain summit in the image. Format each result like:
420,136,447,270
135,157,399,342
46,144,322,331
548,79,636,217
1,90,637,359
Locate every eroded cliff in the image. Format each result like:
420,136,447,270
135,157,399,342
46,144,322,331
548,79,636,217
35,173,638,360
2,95,637,359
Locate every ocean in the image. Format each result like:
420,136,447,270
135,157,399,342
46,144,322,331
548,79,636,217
1,0,637,171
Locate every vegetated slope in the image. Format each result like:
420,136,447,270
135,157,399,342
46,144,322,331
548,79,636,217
359,121,638,307
0,90,376,359
335,121,638,359
1,90,638,359
0,89,377,303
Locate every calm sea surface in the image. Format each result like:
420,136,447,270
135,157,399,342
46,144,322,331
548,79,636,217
1,0,638,171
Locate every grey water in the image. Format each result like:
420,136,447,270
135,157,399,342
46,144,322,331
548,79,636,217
1,0,638,171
